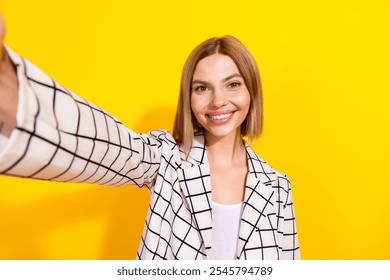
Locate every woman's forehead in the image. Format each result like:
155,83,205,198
193,54,240,81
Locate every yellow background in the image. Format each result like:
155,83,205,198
0,0,389,259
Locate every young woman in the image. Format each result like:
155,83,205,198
0,17,300,260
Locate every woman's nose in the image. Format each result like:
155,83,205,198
210,88,227,108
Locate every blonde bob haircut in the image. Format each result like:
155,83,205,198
173,35,263,154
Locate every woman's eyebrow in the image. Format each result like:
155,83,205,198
191,79,207,85
223,73,242,81
192,73,242,85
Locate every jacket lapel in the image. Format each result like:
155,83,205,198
178,133,213,254
236,144,276,259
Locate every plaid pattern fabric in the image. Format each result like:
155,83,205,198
0,48,300,260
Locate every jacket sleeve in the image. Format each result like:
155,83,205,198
0,47,167,187
278,176,301,260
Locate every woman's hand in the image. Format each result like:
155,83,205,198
0,13,18,128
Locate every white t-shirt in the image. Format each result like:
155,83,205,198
208,201,243,260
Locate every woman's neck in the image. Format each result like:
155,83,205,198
205,129,248,205
205,130,246,167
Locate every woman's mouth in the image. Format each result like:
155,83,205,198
206,111,235,124
208,112,233,120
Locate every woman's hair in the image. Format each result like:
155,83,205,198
173,35,263,154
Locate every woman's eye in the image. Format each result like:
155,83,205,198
194,85,207,92
228,82,241,88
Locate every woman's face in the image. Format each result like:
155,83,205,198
190,54,250,142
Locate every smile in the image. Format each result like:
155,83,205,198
208,112,233,120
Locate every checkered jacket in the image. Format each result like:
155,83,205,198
0,48,300,260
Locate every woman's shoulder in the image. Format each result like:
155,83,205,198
244,142,291,189
139,129,180,151
141,129,175,142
